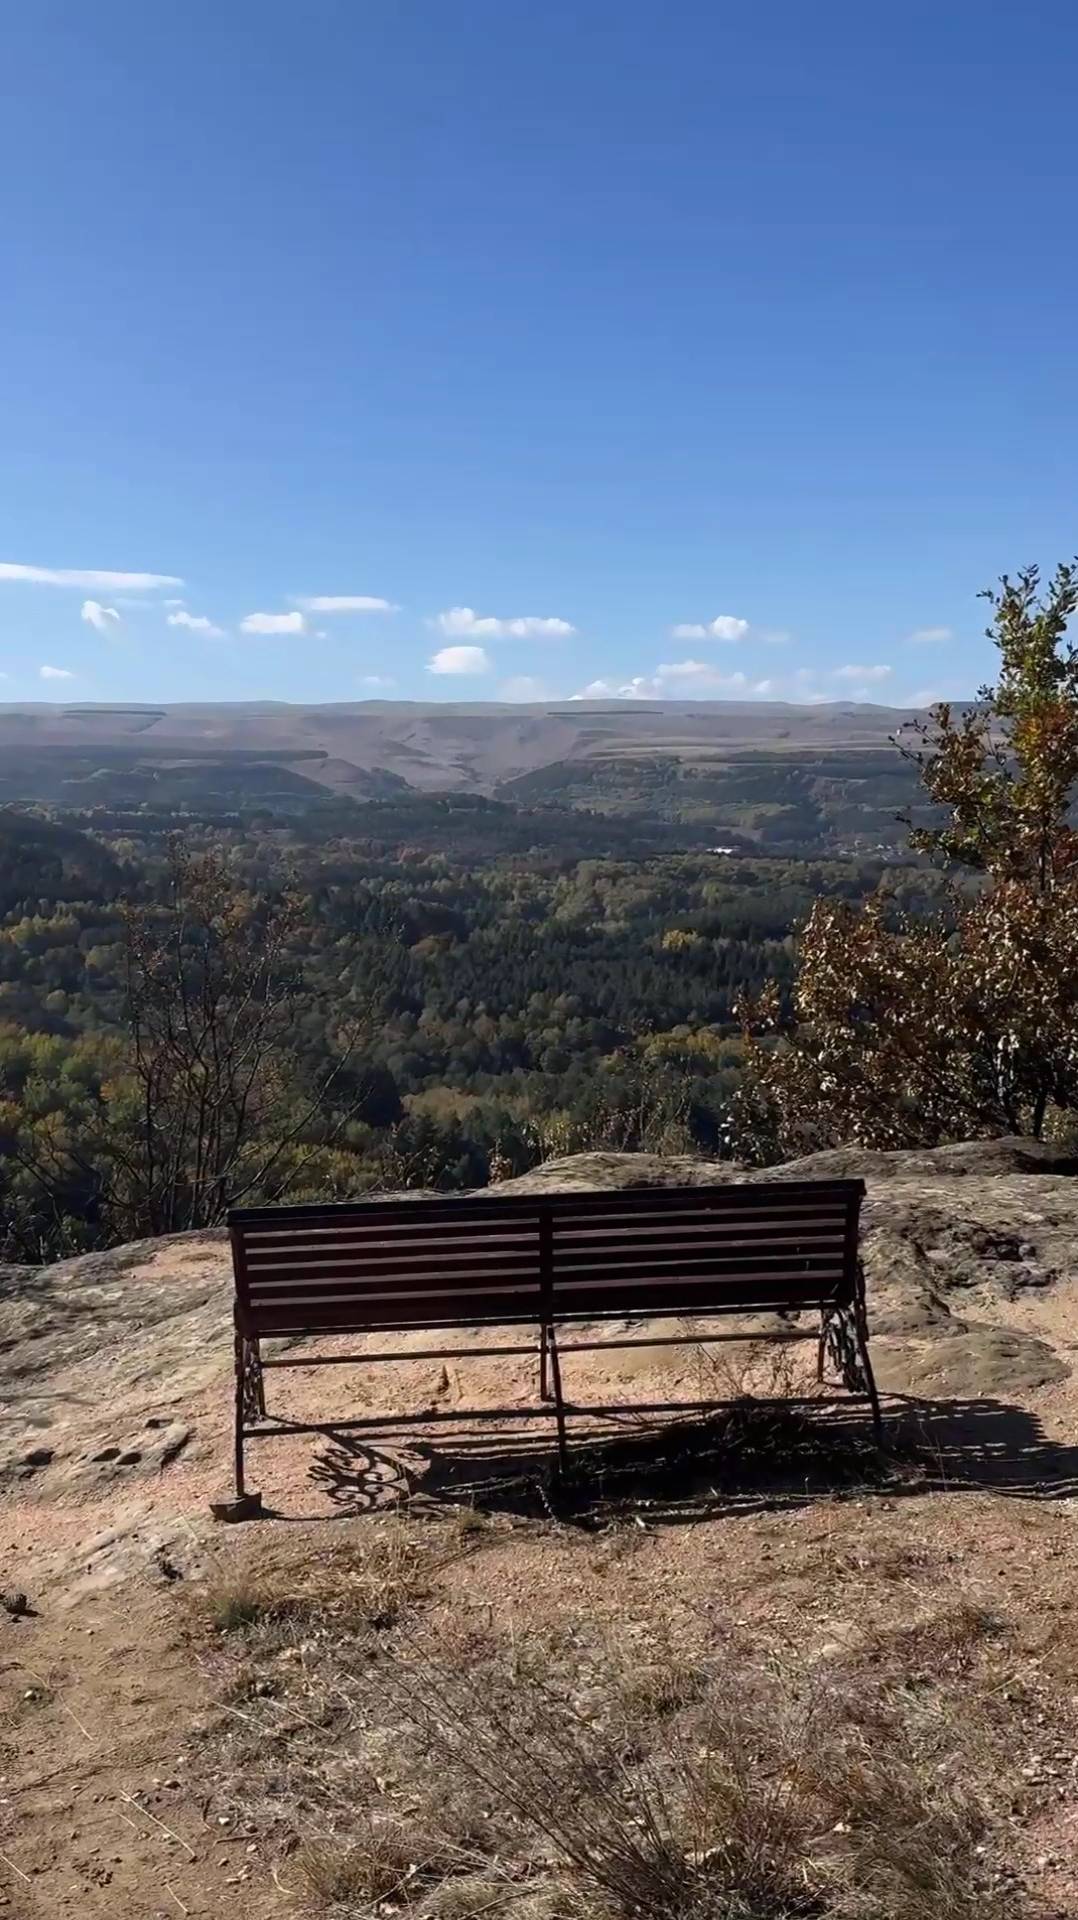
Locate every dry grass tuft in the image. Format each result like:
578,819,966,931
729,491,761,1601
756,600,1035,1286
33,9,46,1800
853,1598,1004,1678
197,1518,432,1641
294,1819,417,1910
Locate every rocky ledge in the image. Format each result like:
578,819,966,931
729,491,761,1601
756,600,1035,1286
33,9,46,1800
2,1138,1076,1527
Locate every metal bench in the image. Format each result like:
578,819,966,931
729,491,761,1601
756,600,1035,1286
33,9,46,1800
225,1179,879,1510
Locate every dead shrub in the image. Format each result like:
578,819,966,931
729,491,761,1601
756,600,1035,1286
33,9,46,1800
380,1641,1014,1920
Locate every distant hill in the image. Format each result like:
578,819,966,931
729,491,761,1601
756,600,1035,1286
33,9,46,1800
0,810,123,912
0,698,930,850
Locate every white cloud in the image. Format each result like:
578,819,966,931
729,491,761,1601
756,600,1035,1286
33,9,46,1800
240,610,306,636
40,664,75,680
294,595,399,614
571,676,654,699
833,663,893,683
168,610,225,637
360,674,396,690
80,599,121,632
709,615,750,642
905,687,947,707
571,660,774,701
164,597,186,608
670,614,750,643
499,675,550,702
427,644,491,676
0,563,181,590
435,605,574,640
906,626,953,645
652,660,766,695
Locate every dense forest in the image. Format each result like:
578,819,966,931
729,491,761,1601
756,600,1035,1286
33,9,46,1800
0,795,893,1259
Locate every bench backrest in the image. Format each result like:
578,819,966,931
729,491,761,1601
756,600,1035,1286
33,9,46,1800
546,1181,863,1320
229,1180,864,1337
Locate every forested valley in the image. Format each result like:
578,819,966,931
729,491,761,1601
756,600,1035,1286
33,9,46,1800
0,797,894,1260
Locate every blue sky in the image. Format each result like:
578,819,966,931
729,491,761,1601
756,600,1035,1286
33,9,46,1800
2,0,1076,708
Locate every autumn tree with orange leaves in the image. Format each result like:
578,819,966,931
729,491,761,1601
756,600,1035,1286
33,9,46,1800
730,561,1078,1158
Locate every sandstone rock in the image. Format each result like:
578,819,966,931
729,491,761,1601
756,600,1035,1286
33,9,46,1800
495,1152,740,1194
773,1136,1078,1180
873,1326,1068,1399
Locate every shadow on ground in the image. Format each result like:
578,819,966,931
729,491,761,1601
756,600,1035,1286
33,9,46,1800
267,1391,1078,1527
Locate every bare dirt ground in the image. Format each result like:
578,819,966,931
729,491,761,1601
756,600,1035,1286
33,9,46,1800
4,1145,1078,1918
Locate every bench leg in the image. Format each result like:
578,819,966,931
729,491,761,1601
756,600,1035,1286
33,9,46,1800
853,1285,883,1441
821,1290,883,1442
225,1331,266,1514
539,1322,553,1402
546,1323,569,1471
233,1329,248,1498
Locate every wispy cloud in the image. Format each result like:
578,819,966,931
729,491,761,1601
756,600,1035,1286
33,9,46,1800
572,660,774,700
40,664,75,680
670,614,750,643
294,595,399,614
833,663,892,683
81,599,121,633
428,644,491,676
240,610,306,636
168,610,225,637
435,606,574,640
906,626,953,645
0,563,181,590
360,673,397,690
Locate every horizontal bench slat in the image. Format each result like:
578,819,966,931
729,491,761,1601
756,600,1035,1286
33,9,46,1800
549,1244,845,1274
242,1233,845,1284
553,1291,833,1317
244,1248,542,1281
243,1269,840,1314
237,1211,851,1259
547,1207,851,1233
245,1298,542,1330
242,1251,841,1297
240,1224,542,1253
229,1178,862,1224
550,1271,844,1298
550,1227,847,1256
248,1273,542,1300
